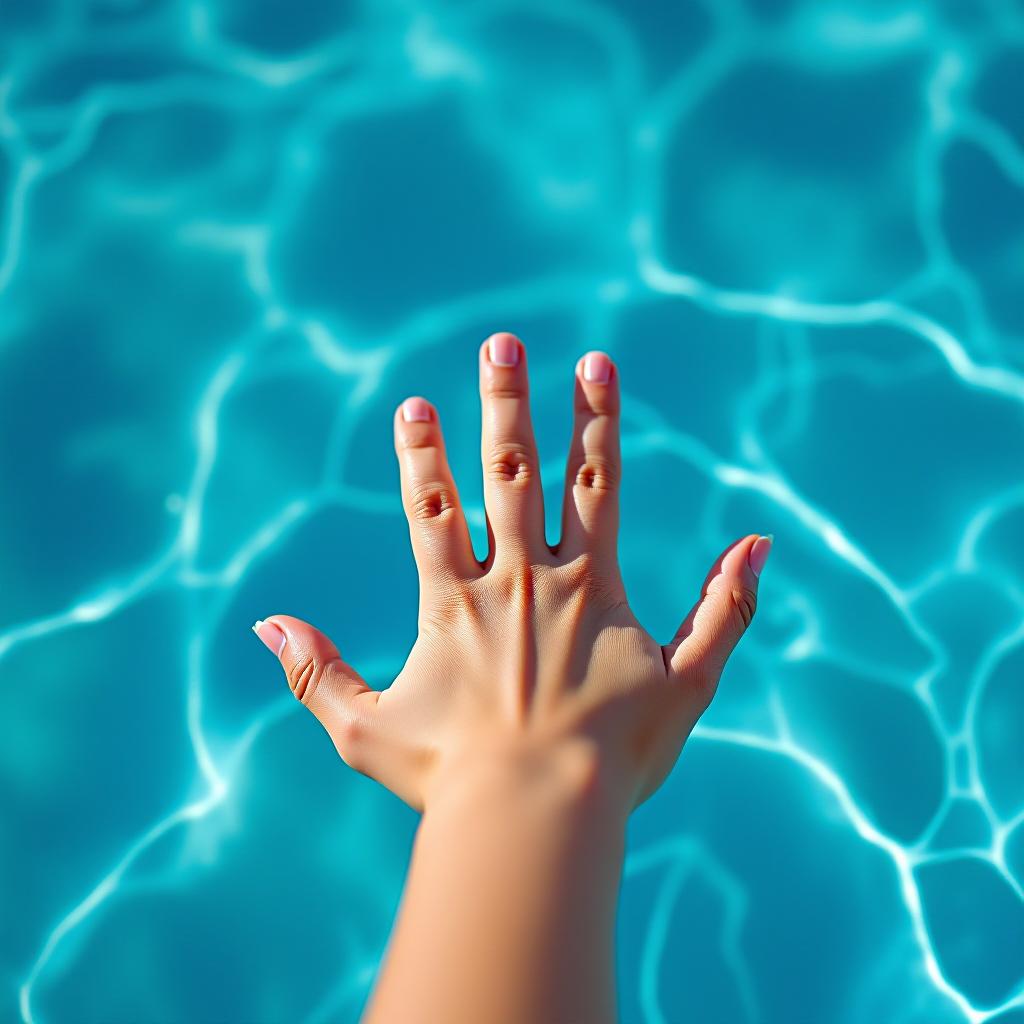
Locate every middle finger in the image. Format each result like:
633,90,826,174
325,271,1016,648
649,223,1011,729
478,332,547,564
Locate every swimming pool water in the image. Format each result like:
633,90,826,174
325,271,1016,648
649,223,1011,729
1,1,1023,1021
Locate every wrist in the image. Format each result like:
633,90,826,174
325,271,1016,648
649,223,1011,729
422,732,633,830
375,734,627,1024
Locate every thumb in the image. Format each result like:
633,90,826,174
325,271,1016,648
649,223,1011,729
253,614,381,776
664,534,772,701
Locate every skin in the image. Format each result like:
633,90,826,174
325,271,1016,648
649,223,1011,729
253,333,771,1024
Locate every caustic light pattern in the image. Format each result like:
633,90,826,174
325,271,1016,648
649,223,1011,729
1,0,1023,1022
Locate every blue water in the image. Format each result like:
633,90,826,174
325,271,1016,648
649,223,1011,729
1,1,1023,1021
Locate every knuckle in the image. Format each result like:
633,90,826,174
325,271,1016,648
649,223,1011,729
572,457,619,492
430,581,487,633
287,656,323,706
483,379,526,400
487,445,536,486
409,482,457,521
557,550,598,587
419,593,467,635
554,553,625,610
730,585,758,629
486,559,539,609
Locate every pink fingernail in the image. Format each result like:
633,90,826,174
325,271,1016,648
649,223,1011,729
402,397,431,422
748,535,773,578
583,351,612,383
252,619,287,657
488,333,520,367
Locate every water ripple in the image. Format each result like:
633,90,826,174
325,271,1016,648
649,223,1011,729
2,1,1022,1021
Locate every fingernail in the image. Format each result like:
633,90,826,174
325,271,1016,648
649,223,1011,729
583,351,612,384
488,333,520,367
252,619,287,657
402,397,431,423
748,535,773,578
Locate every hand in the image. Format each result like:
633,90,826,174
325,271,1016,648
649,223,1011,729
253,333,771,814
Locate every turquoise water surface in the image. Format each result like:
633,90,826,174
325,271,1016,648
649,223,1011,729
2,1,1023,1021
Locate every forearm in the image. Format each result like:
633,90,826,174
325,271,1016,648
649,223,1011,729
362,741,630,1024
